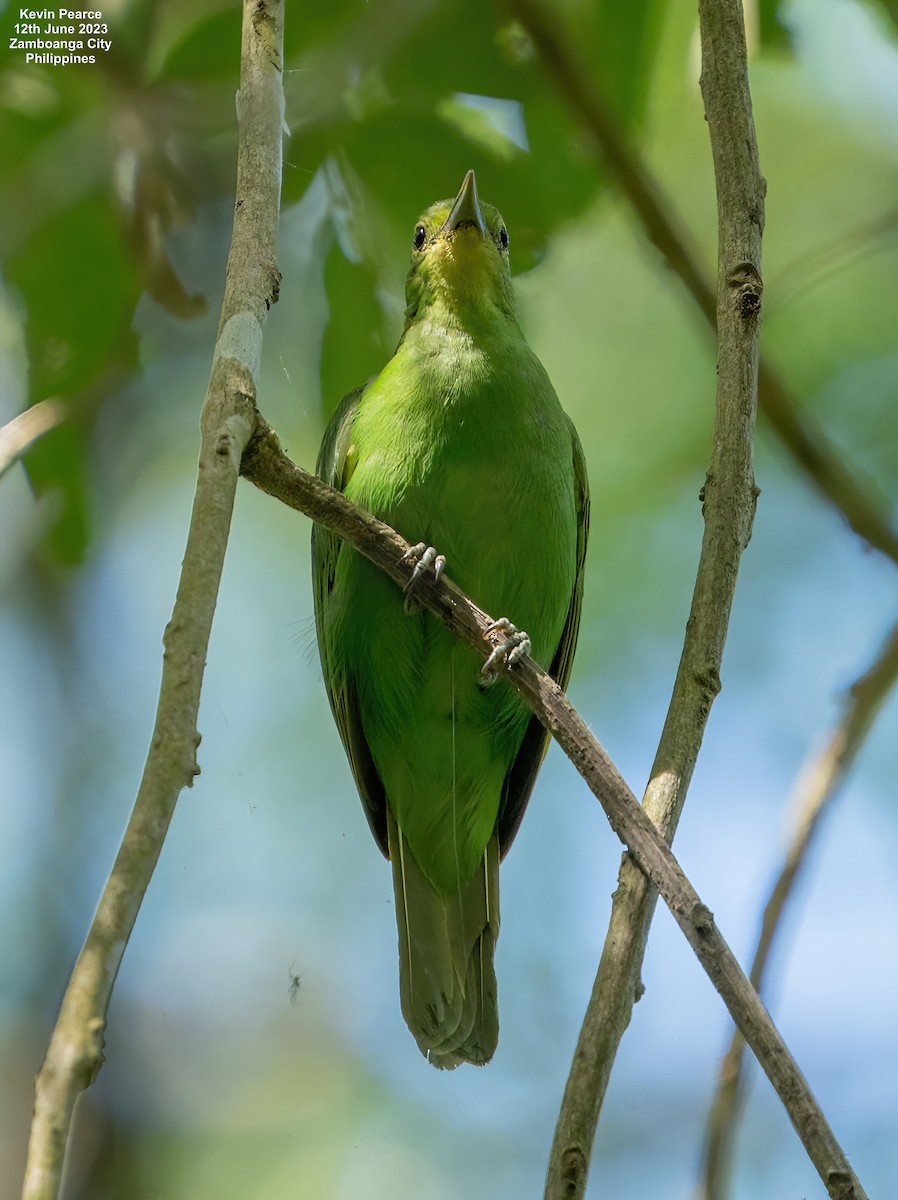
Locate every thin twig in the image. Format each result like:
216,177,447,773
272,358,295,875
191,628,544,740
20,5,284,1198
240,423,867,1200
774,205,898,309
545,1,766,1193
699,619,898,1200
504,0,898,568
0,399,67,480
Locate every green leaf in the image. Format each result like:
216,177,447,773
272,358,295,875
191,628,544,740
319,242,393,416
157,6,242,82
7,193,141,562
592,0,669,124
758,0,792,51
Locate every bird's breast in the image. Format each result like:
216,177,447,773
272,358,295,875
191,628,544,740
344,337,577,662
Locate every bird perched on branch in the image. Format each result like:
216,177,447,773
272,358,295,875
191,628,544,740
313,170,588,1067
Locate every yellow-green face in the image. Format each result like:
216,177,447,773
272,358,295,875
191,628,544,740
404,172,514,319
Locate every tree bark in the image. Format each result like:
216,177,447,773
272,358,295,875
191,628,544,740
545,0,765,1192
20,6,284,1198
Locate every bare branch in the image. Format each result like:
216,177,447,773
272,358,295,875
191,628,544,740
0,399,66,480
241,423,867,1200
699,619,898,1199
540,2,763,1190
544,0,766,1191
20,5,284,1198
504,0,898,568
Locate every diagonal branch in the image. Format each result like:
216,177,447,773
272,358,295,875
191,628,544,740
544,1,767,1193
20,5,284,1198
505,0,898,569
240,421,867,1200
699,618,898,1200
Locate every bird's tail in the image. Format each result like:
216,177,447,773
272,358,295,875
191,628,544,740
387,808,500,1069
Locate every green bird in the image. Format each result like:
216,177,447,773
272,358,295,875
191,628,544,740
312,170,588,1068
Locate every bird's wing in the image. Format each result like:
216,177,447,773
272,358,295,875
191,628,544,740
312,386,390,856
496,420,590,854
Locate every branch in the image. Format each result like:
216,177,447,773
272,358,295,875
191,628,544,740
699,619,898,1200
545,1,765,1193
0,399,67,480
20,5,284,1198
240,424,867,1200
504,0,898,569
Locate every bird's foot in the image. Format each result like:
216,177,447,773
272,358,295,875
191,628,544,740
400,543,446,614
480,618,532,686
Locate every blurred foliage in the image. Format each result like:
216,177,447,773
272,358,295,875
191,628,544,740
2,0,898,1198
0,0,666,562
759,0,792,48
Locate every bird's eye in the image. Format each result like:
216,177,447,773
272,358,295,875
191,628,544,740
413,225,427,250
498,226,509,251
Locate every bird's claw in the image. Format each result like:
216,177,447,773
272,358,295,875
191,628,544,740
401,543,446,614
480,618,532,686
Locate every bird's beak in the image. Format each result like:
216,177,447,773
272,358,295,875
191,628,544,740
441,170,488,237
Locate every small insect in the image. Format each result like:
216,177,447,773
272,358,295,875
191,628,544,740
287,964,303,1005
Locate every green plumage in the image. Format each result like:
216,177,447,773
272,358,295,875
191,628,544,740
312,172,588,1068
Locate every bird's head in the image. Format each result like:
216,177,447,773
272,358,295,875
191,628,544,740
403,170,516,329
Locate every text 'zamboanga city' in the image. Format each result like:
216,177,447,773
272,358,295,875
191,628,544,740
9,8,112,64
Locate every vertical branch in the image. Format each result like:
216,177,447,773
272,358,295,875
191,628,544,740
545,0,764,1196
20,5,284,1198
699,619,898,1199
